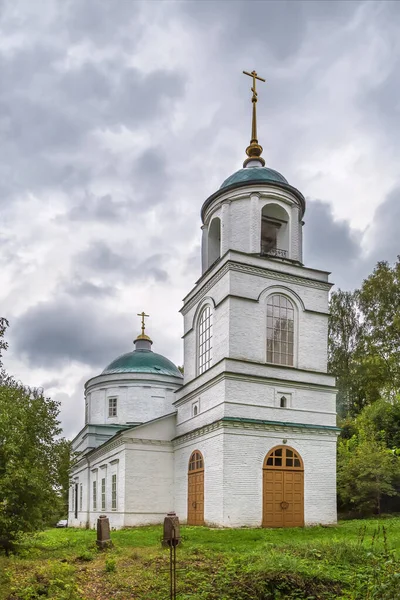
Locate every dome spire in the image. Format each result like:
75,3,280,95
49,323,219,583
134,311,153,350
242,69,266,168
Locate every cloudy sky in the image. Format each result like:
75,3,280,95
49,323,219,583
1,0,399,438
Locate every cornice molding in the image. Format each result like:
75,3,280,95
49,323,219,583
173,417,339,446
182,259,331,315
174,360,335,405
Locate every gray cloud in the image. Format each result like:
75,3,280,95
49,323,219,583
181,0,362,60
63,279,115,299
304,200,362,286
76,241,169,283
363,187,400,268
12,298,129,369
62,193,127,223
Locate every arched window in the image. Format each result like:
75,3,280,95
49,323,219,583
261,204,289,259
264,446,303,469
198,306,212,374
280,396,287,408
188,450,204,472
208,218,221,268
267,294,294,366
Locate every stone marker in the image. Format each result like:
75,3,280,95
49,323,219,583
162,512,181,547
96,515,113,549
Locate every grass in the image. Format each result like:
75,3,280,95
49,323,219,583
0,518,399,600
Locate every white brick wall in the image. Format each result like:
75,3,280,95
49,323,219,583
173,423,337,527
221,425,337,527
69,415,176,529
86,373,181,426
174,429,224,524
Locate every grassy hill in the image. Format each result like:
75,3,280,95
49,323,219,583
1,518,399,599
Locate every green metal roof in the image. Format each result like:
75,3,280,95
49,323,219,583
102,350,183,378
220,167,288,190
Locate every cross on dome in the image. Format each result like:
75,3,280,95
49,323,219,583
242,69,266,168
134,310,152,346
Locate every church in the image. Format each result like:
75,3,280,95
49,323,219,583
69,72,339,529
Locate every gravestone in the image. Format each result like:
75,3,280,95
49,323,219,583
96,515,113,549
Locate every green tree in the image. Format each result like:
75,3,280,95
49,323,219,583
357,396,400,450
0,320,64,552
337,434,400,515
54,437,72,518
0,317,8,368
328,290,360,415
358,257,400,399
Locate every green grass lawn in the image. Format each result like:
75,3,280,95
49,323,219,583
1,518,399,600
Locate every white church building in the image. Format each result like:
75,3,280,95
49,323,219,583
69,75,338,529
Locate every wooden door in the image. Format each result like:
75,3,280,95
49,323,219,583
187,451,204,526
262,446,304,528
283,471,304,527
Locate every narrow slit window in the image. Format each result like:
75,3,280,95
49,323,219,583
79,483,83,512
101,477,106,510
280,396,287,408
111,474,117,511
92,481,97,511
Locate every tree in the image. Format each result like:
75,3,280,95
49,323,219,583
54,438,73,518
337,433,400,515
0,317,8,368
328,290,361,415
0,319,65,552
358,258,400,399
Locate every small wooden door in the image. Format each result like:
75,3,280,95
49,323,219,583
187,451,204,525
262,446,304,528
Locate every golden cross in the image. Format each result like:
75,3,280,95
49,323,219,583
137,311,149,336
243,70,266,103
242,69,266,166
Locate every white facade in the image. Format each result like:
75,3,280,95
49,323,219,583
69,159,338,530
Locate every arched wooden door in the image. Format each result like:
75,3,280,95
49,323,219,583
187,451,204,525
262,446,304,528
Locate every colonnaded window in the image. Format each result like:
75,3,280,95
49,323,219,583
93,481,97,511
267,295,294,366
101,478,106,510
198,306,212,374
108,397,118,417
111,474,117,511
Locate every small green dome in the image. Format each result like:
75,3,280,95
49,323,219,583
102,350,183,378
220,167,288,190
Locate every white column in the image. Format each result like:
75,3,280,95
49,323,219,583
221,201,231,255
201,225,208,274
249,193,260,253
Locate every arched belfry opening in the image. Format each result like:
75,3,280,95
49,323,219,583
208,218,221,268
261,204,289,259
262,446,304,528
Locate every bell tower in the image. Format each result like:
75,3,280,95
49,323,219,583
173,72,338,529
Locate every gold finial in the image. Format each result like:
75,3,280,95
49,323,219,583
136,311,151,341
243,70,266,167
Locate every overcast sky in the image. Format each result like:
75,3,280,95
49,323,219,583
1,0,399,438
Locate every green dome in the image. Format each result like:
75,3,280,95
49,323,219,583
102,350,183,378
220,167,288,190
